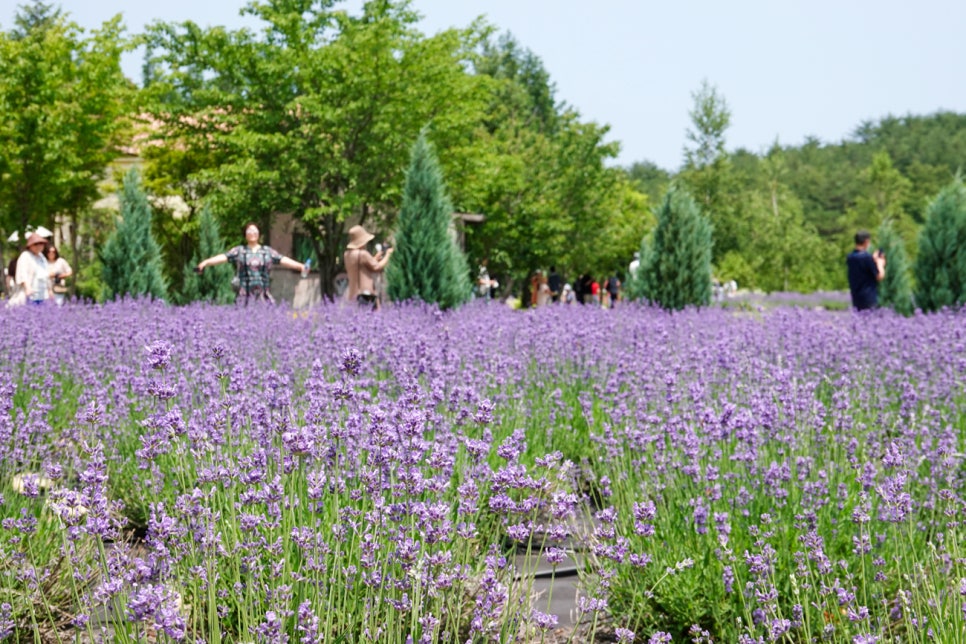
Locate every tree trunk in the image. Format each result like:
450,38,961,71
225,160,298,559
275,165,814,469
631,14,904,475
70,210,79,298
0,245,6,297
310,213,347,301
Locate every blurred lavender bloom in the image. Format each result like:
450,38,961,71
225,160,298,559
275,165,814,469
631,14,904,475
144,340,173,371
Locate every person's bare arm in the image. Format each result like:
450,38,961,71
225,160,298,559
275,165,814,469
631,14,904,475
197,254,228,272
368,247,394,272
874,251,886,282
278,256,306,272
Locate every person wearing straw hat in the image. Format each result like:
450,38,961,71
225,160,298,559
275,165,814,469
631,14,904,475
14,232,54,305
344,225,393,309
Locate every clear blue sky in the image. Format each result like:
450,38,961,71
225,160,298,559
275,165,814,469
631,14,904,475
5,0,966,170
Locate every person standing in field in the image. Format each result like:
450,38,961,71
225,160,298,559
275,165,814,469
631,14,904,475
196,222,306,305
628,251,640,279
477,259,495,301
14,233,54,305
344,225,393,310
846,230,886,311
605,274,621,308
588,276,600,307
45,245,73,306
561,283,575,304
535,273,552,307
548,266,562,303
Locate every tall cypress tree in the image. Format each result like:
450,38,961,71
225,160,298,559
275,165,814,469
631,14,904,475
914,179,966,312
624,233,653,302
876,220,914,315
636,185,713,310
100,169,168,301
386,133,470,309
179,207,234,304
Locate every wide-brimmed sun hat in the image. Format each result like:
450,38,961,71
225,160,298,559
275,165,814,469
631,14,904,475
346,225,375,250
26,232,47,248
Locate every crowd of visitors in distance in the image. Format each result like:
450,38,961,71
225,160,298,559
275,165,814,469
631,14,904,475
5,222,884,313
5,228,72,307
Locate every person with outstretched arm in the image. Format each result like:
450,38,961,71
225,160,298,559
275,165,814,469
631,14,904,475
196,222,306,305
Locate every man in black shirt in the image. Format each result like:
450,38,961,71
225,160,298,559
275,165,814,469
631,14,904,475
846,230,886,310
548,267,562,303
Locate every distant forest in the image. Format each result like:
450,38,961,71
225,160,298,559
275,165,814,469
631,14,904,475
626,109,966,292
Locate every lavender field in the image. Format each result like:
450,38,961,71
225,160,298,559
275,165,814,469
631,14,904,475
1,300,965,643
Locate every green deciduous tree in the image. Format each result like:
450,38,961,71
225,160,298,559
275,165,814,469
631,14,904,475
632,186,713,310
456,33,646,295
679,80,739,265
914,179,966,312
100,169,168,300
141,0,485,297
855,112,966,224
847,150,917,253
626,160,671,207
726,144,834,292
0,1,131,291
178,206,234,304
876,220,914,315
386,133,470,309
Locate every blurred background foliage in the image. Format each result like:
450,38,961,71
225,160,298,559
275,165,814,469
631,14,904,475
2,0,966,305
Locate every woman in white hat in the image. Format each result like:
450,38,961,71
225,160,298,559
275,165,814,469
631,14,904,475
344,225,393,309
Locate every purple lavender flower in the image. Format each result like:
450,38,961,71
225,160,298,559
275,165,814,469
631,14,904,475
852,635,879,644
0,603,13,640
144,340,173,370
339,347,363,376
531,609,558,630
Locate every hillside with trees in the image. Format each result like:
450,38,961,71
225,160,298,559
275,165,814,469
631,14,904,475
627,91,966,294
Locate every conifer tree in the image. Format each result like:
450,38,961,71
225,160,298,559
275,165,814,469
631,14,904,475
635,186,713,310
100,169,168,301
386,133,470,309
876,220,914,315
623,233,653,302
914,179,966,312
179,206,234,304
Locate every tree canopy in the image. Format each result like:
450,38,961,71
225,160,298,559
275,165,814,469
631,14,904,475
0,0,131,286
139,0,487,296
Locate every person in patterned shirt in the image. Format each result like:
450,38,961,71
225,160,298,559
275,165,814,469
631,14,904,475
196,222,306,305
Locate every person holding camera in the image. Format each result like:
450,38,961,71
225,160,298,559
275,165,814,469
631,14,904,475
846,230,886,311
344,225,393,310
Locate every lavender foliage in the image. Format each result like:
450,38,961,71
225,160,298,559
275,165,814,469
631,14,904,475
1,300,965,642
